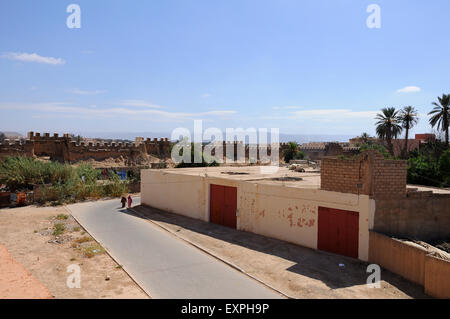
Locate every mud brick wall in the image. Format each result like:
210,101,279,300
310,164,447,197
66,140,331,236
0,132,172,163
373,193,450,241
0,140,34,160
1,132,288,163
372,159,407,199
320,152,372,195
321,150,407,199
369,231,450,299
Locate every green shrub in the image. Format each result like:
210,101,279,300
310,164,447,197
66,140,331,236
53,223,65,236
283,142,305,162
175,143,219,168
0,156,130,204
359,143,392,159
438,150,450,187
407,155,441,187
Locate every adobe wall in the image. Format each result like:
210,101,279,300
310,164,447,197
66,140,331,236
369,231,427,286
204,142,286,163
369,231,450,299
0,132,172,163
425,254,450,299
373,193,450,241
0,139,34,160
1,132,286,163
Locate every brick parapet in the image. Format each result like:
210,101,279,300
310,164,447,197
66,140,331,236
321,150,407,199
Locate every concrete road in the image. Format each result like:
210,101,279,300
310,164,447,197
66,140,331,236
67,198,282,299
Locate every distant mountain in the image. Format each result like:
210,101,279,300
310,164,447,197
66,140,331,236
1,131,25,139
72,131,169,141
70,131,353,144
279,134,353,144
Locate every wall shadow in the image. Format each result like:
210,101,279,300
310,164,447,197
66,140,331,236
122,204,428,298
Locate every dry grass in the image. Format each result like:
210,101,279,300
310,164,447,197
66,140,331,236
53,223,65,236
75,236,92,244
83,243,105,258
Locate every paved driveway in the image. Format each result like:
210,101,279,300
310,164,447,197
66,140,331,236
67,198,282,299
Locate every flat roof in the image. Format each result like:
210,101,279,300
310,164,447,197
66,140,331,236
153,166,450,194
157,166,321,189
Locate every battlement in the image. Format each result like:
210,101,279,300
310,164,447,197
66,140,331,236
1,131,289,163
27,131,71,141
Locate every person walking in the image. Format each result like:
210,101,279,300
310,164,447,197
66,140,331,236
121,196,126,208
127,195,133,208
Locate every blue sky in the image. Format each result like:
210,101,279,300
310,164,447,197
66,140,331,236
1,0,449,138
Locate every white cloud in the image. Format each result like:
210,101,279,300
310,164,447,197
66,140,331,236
272,106,303,110
1,52,65,65
119,100,165,109
200,93,211,98
396,86,421,93
291,109,377,119
0,102,237,121
261,108,377,121
70,88,107,95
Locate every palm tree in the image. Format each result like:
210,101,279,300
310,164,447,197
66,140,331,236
400,106,419,157
375,107,403,155
429,94,450,147
283,142,299,163
360,132,371,145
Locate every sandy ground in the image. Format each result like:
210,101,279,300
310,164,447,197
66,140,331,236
132,205,429,299
0,243,52,299
0,205,148,299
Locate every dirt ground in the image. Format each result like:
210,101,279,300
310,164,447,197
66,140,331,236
0,243,52,299
132,205,429,299
0,205,148,299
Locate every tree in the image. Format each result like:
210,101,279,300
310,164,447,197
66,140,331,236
0,132,5,143
399,106,419,157
283,142,299,163
359,143,392,159
375,107,403,155
429,94,450,148
359,132,372,145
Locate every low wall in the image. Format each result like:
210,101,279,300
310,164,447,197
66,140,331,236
369,231,450,298
425,255,450,298
369,231,426,285
373,194,450,241
141,170,207,221
0,192,10,208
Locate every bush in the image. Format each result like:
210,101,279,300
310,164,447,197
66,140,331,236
175,143,219,168
359,143,392,159
438,150,450,187
0,156,130,204
406,141,449,187
283,142,305,162
407,155,441,187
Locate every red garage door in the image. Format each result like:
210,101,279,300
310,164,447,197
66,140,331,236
210,184,237,229
318,207,359,258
